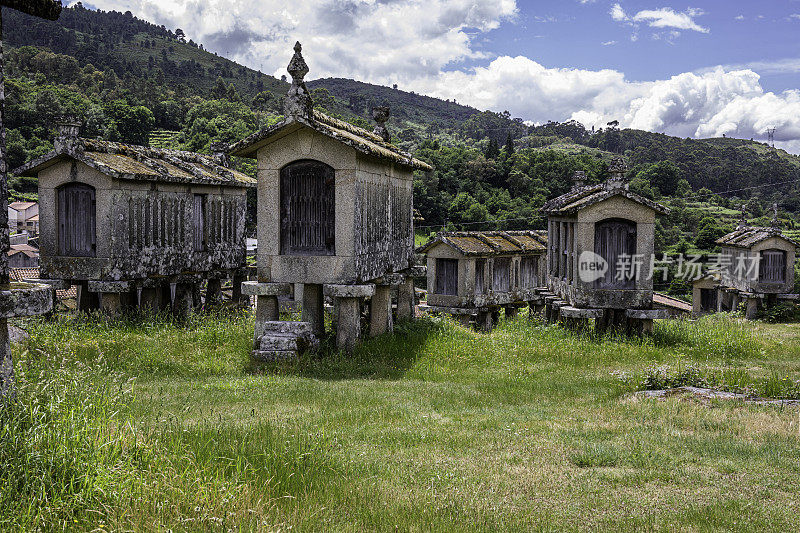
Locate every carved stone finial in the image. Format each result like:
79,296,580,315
209,141,230,168
771,203,780,229
54,116,82,153
372,106,391,142
606,158,628,190
572,170,586,189
738,204,747,229
283,41,313,120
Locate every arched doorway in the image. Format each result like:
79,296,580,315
57,182,96,257
280,160,335,255
594,218,636,289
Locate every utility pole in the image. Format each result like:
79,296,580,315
767,127,776,148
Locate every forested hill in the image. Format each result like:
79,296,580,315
5,3,800,236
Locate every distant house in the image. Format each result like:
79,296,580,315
9,201,40,235
8,243,39,268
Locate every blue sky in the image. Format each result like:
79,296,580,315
78,0,800,151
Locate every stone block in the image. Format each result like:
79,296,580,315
324,284,375,298
625,309,668,320
0,283,54,319
560,306,604,319
23,278,71,290
88,280,132,293
241,281,292,296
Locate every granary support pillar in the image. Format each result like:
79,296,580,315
397,277,416,320
205,277,222,306
505,306,519,319
745,297,759,319
242,282,291,345
232,269,249,306
172,282,194,320
89,281,131,316
138,280,162,314
325,284,375,354
302,283,325,336
370,284,394,337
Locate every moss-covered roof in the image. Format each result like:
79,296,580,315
717,226,800,249
543,182,668,216
13,138,256,188
417,230,547,256
227,110,433,171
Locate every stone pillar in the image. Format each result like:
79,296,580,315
242,282,291,345
745,298,759,320
205,278,222,306
477,309,495,332
172,283,194,320
370,285,393,337
302,283,325,336
140,287,161,314
232,271,248,306
100,292,122,314
192,282,202,310
325,285,375,353
397,277,416,320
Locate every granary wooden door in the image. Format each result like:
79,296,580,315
759,249,786,283
594,219,636,289
435,258,458,295
58,183,96,257
280,160,335,255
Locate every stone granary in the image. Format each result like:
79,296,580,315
12,124,256,316
692,206,799,319
226,42,432,358
540,163,670,334
418,231,547,329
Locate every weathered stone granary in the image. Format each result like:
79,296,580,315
693,208,799,318
227,42,432,357
540,163,669,333
418,230,547,329
12,124,256,315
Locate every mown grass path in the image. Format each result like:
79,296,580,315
3,312,800,531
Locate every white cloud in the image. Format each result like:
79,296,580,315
632,7,709,33
76,0,518,82
601,40,618,46
735,15,745,21
70,0,800,153
406,58,800,152
610,3,627,22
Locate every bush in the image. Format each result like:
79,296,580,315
756,302,800,323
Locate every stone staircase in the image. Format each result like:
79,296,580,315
252,321,319,362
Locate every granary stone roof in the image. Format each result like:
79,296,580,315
12,138,257,188
417,230,547,256
542,182,669,216
716,226,800,249
227,110,433,171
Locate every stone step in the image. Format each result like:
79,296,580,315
258,334,300,351
252,350,298,362
261,320,315,335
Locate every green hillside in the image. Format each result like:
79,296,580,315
6,4,800,246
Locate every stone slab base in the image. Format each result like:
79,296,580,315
252,320,319,362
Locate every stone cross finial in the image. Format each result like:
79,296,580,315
372,106,391,142
606,158,628,190
572,170,586,189
283,41,313,120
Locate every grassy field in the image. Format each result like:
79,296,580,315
2,310,800,531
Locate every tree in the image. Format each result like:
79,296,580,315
503,133,515,155
485,138,499,159
212,76,227,99
636,161,681,196
695,217,726,251
104,100,155,145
